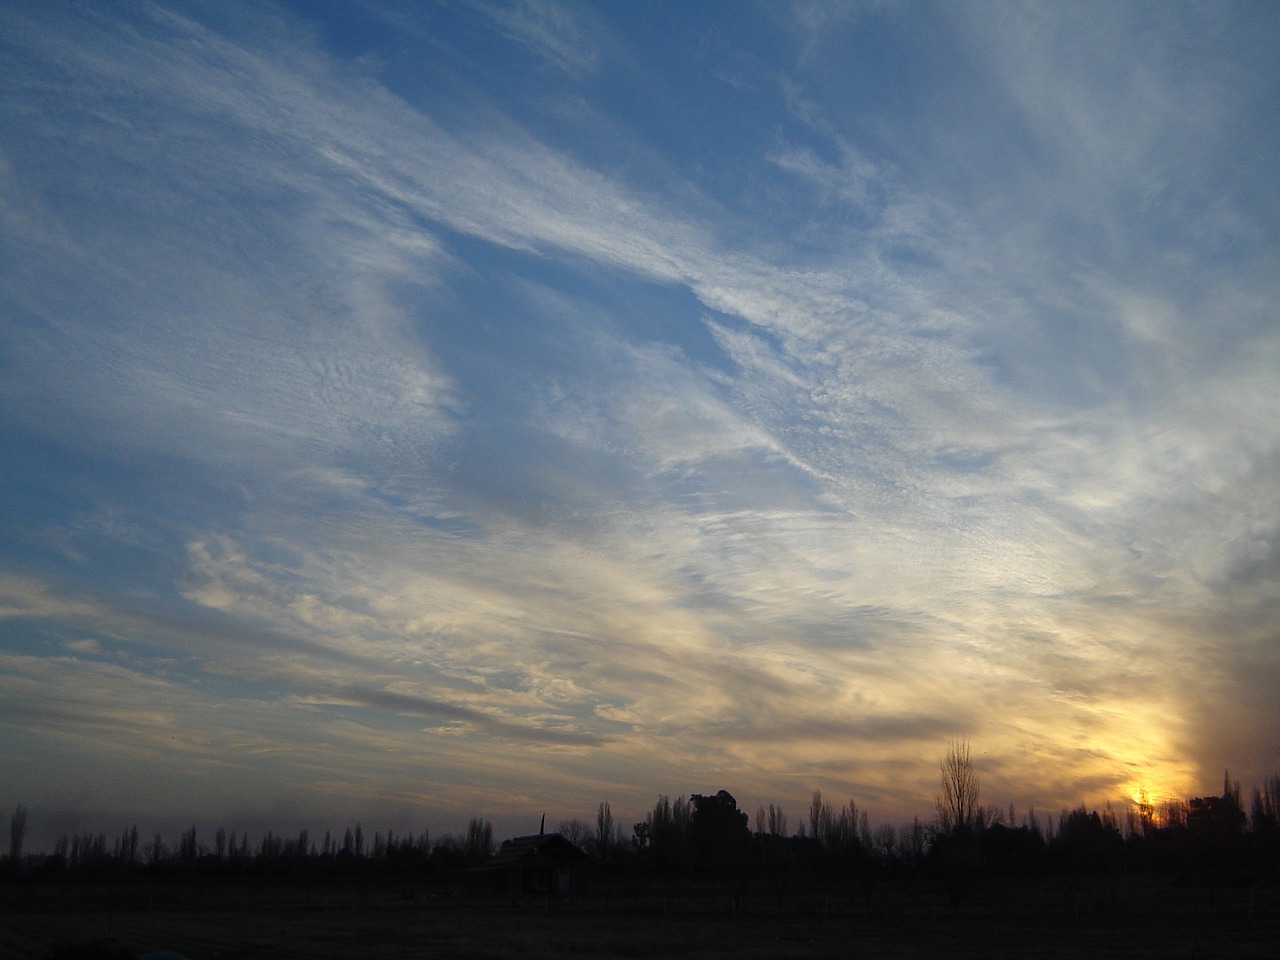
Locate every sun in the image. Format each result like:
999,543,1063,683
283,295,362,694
1124,785,1169,831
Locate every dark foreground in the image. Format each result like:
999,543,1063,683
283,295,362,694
1,875,1276,960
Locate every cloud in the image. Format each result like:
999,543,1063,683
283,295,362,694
1,1,1277,838
475,0,601,76
1,3,459,478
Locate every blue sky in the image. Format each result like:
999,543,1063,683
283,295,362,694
2,0,1278,848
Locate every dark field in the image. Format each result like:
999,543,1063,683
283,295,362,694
2,875,1276,960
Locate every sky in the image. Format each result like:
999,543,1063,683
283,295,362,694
2,0,1278,852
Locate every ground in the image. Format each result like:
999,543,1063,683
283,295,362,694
1,874,1276,959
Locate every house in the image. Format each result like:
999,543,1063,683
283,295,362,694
484,832,591,902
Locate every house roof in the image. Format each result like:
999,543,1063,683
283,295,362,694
486,833,591,869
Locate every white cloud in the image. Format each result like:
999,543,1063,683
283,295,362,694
476,0,600,76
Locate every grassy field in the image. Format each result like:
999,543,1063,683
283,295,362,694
1,873,1276,959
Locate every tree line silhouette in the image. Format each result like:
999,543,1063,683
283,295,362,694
6,744,1280,905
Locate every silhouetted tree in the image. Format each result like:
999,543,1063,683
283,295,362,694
1050,806,1122,876
771,802,788,837
929,741,983,904
689,790,750,873
686,790,752,911
1185,772,1247,902
113,825,139,866
630,819,650,854
1251,773,1280,831
178,826,197,865
639,795,691,871
144,833,165,866
464,817,493,864
874,823,897,860
429,832,468,872
260,831,283,860
558,818,591,849
982,821,1046,876
9,804,26,870
596,801,614,860
936,738,980,834
65,833,105,869
807,789,862,864
754,802,787,838
902,816,927,867
1251,773,1280,878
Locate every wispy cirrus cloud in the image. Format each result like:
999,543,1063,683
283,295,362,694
474,0,601,76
